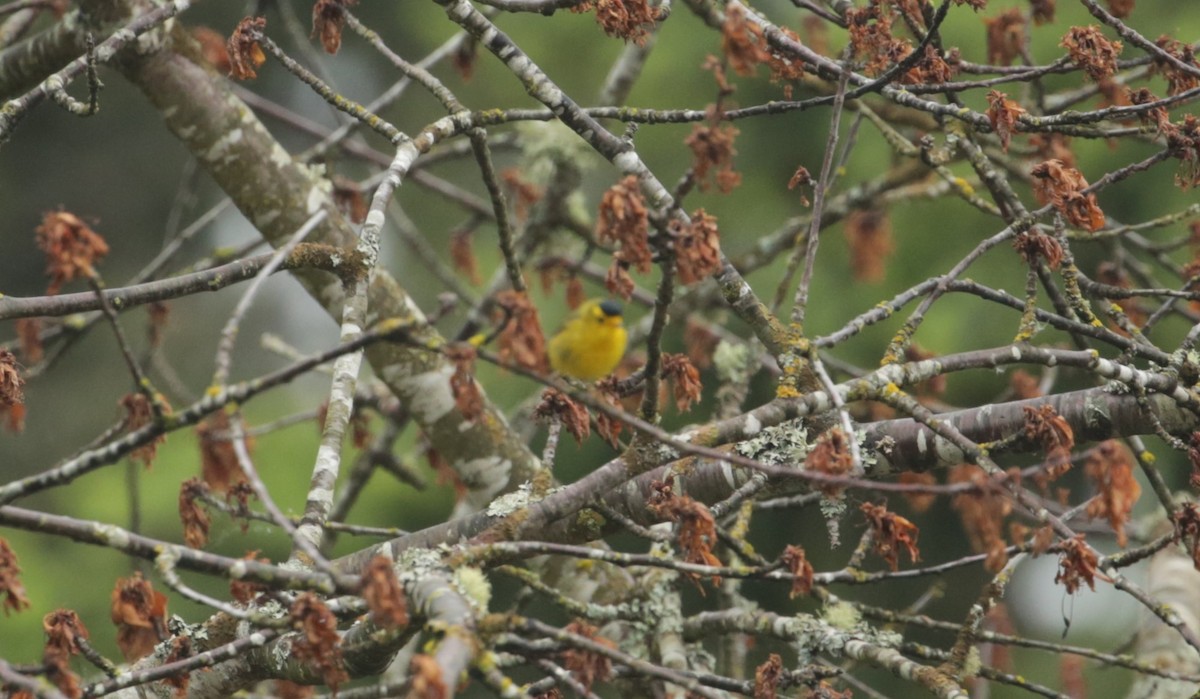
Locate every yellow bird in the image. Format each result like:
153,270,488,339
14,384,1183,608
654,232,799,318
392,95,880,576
548,299,628,381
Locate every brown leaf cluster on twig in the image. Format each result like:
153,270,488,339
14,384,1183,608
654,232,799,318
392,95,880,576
986,90,1026,152
1173,504,1200,570
844,208,894,283
1031,0,1056,24
0,350,26,433
649,484,723,587
502,168,543,223
984,10,1025,66
672,209,722,285
362,556,408,629
1151,35,1199,96
788,165,813,207
561,621,616,690
685,124,742,193
227,17,267,80
42,609,89,699
1023,404,1075,482
312,0,356,55
950,464,1013,572
1060,26,1122,82
178,478,212,549
1054,535,1102,594
846,2,905,78
805,428,853,496
494,289,548,374
754,653,784,699
1083,441,1140,547
1164,114,1200,190
860,502,920,571
593,379,626,448
597,175,651,270
573,0,658,45
1128,87,1170,132
290,593,348,690
1030,159,1106,231
37,211,109,294
661,354,702,412
15,318,42,365
196,410,250,494
111,572,168,661
534,388,591,444
446,344,484,423
1012,230,1064,270
121,393,167,467
721,4,769,77
0,539,30,615
779,545,814,598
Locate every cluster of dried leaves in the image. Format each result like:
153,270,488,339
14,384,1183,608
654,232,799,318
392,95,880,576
42,609,89,699
649,480,723,588
494,290,548,373
1054,534,1103,594
111,572,169,662
120,392,167,467
0,539,30,616
560,620,616,691
950,464,1016,572
573,0,659,46
804,428,854,496
860,502,920,571
446,343,484,423
1083,441,1141,547
846,0,958,83
844,208,894,283
1031,159,1106,232
311,0,355,55
596,175,651,300
36,212,109,295
779,544,815,598
0,350,26,433
533,388,591,444
1023,404,1075,482
1061,25,1123,82
227,16,267,80
361,556,408,629
290,593,349,690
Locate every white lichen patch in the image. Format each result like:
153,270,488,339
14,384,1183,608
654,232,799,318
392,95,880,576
486,480,537,517
396,365,456,423
451,566,492,613
734,420,808,466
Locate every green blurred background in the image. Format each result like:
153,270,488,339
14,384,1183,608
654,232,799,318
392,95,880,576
2,0,1199,695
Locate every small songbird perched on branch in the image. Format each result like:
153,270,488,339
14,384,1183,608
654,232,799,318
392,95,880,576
547,299,628,381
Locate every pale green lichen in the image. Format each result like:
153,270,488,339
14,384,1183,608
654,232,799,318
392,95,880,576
733,420,809,466
823,600,861,630
961,646,982,679
486,481,547,517
452,566,492,613
516,121,598,186
713,340,751,385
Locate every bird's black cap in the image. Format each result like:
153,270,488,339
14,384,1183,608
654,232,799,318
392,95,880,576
599,300,623,317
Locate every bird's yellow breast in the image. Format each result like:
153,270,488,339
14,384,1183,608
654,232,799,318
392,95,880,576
548,300,628,381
